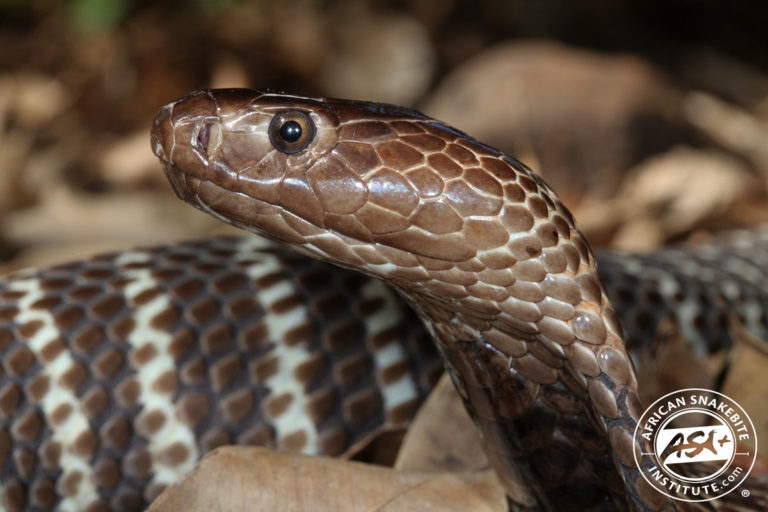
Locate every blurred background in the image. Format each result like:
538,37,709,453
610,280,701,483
2,0,768,273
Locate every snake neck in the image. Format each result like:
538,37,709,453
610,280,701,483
402,291,639,510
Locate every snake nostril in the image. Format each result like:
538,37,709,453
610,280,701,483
193,121,222,158
196,123,211,154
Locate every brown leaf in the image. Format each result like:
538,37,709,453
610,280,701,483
320,6,435,106
424,41,684,204
635,316,727,405
395,373,486,473
395,374,529,506
612,147,755,250
721,319,768,460
0,74,72,129
149,446,506,512
683,91,768,172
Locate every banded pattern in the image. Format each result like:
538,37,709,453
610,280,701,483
0,237,439,511
598,231,768,357
0,232,766,511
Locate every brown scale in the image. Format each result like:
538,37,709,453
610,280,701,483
595,249,768,355
150,89,766,511
0,237,439,511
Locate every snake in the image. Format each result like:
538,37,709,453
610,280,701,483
0,88,764,511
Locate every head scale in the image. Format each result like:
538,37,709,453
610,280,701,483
151,89,572,304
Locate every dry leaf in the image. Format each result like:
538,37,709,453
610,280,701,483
721,320,768,460
635,316,727,405
149,446,506,512
680,49,768,113
4,188,211,245
0,73,72,128
320,6,434,105
395,373,487,473
611,147,755,250
395,374,531,506
609,217,665,252
423,41,684,203
98,130,166,187
683,91,768,172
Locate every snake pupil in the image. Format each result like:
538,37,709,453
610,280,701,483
280,121,302,142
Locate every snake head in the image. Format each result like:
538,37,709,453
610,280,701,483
151,89,600,333
152,88,566,270
152,89,341,235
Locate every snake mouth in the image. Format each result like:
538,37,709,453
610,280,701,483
162,164,189,203
168,169,316,255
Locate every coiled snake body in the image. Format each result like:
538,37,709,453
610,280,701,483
0,89,765,511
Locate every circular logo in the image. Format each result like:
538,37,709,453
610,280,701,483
633,388,757,503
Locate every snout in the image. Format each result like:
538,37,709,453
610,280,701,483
150,90,222,201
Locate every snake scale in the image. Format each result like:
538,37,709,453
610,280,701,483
0,88,765,511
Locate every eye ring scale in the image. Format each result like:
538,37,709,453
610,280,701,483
268,110,316,154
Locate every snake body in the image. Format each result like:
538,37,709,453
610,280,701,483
0,88,764,510
0,236,444,511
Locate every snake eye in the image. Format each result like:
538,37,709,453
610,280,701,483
268,110,316,154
